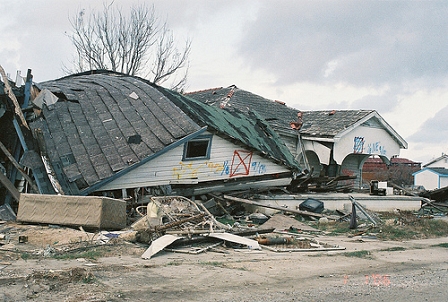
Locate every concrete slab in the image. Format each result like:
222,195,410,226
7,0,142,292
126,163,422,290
247,192,423,215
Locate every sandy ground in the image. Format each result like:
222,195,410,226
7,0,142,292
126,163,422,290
0,222,448,302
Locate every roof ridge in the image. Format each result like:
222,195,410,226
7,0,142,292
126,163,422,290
184,87,223,95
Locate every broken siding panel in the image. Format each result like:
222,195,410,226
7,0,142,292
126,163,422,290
340,156,362,188
198,135,290,179
98,146,185,190
99,133,291,191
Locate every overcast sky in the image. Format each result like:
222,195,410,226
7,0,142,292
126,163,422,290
1,0,447,164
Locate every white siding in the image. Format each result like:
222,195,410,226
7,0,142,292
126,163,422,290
414,170,440,190
441,176,448,188
426,157,448,168
100,133,290,191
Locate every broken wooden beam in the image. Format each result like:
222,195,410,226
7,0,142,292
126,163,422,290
421,198,447,213
0,172,20,202
152,213,205,232
0,65,29,129
222,195,330,219
0,140,39,193
349,195,381,226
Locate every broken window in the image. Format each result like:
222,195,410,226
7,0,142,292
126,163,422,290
183,136,212,160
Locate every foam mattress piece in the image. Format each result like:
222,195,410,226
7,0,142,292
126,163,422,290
17,193,126,230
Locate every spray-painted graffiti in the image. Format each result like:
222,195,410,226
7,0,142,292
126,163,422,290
367,141,387,156
354,137,387,156
172,150,269,179
230,150,253,177
251,162,266,174
172,162,199,179
353,137,364,153
172,161,226,179
221,160,230,176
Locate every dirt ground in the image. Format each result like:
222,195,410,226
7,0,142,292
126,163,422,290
1,220,448,302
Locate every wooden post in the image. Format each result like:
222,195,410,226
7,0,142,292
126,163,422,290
0,65,29,129
0,172,20,201
0,140,39,193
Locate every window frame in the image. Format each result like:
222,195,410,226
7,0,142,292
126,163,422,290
182,135,213,161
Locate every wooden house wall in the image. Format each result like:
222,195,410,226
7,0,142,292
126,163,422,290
99,132,290,191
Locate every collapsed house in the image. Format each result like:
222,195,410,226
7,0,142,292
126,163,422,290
1,70,414,214
186,86,408,190
1,70,300,205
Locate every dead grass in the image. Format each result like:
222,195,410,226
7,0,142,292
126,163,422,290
377,213,448,240
315,211,448,241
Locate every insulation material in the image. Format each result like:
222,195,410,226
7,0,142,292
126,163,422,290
17,194,126,230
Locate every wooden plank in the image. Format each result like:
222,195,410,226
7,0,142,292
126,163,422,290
0,140,39,193
0,172,20,201
0,65,29,129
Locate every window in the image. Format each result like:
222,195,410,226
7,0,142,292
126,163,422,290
183,136,212,160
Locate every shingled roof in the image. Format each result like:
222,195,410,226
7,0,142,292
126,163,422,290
185,85,299,135
31,71,201,195
299,110,375,138
159,87,300,171
186,85,407,148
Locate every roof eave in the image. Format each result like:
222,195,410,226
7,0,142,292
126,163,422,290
80,126,208,195
333,111,408,149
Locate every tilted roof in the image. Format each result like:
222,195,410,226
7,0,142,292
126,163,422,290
414,167,448,176
185,85,299,135
427,167,448,176
31,71,201,194
160,87,300,171
299,110,374,138
423,154,448,167
186,85,407,148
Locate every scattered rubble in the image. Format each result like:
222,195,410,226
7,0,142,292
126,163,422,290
1,188,448,263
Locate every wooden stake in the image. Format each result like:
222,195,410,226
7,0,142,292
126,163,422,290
0,65,29,129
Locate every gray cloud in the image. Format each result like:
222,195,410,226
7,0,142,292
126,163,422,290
408,105,448,143
238,1,448,87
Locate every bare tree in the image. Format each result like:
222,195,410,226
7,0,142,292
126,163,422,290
66,3,191,90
